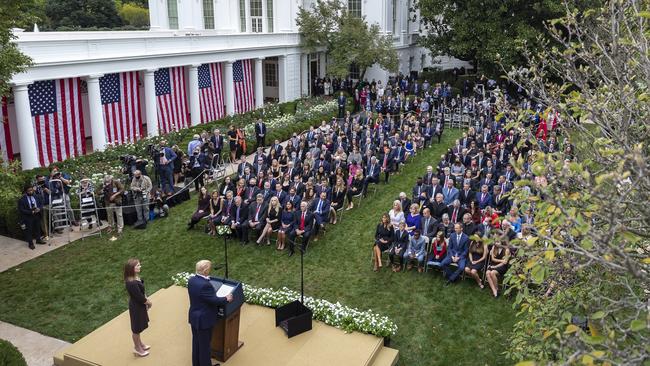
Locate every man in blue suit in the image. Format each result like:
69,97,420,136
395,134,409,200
17,185,45,249
442,179,459,206
157,140,177,195
188,260,233,366
441,223,469,284
337,91,346,118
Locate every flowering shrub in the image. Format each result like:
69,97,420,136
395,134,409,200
243,100,337,136
171,271,398,338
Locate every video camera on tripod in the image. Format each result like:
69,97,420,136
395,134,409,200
120,155,148,179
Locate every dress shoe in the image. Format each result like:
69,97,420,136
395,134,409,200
29,243,35,250
35,240,46,245
133,349,149,357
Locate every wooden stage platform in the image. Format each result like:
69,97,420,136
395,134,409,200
54,286,398,366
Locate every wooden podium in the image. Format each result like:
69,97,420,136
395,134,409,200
209,277,245,362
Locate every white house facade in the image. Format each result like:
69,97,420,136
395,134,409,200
4,0,468,170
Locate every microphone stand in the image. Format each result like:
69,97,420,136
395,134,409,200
223,232,229,279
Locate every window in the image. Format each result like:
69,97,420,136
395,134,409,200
239,0,246,32
348,0,361,18
349,63,360,80
406,0,411,33
250,0,263,33
392,0,397,33
266,0,274,32
167,0,179,29
203,0,215,29
264,62,278,87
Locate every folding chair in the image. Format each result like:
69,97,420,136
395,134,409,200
425,238,446,273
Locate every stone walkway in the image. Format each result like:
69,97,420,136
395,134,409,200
0,321,69,366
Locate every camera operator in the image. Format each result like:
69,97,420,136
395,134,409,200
99,175,124,236
189,146,209,192
130,170,152,228
156,140,177,196
150,188,170,219
33,175,50,240
48,166,78,230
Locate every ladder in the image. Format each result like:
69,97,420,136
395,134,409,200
78,179,102,240
48,179,72,238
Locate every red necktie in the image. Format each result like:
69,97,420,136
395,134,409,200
300,212,305,230
452,209,457,222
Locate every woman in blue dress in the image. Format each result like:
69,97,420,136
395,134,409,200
277,200,295,251
404,203,421,235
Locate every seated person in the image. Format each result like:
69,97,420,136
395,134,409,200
441,223,469,284
207,191,222,236
187,187,210,230
404,203,421,235
329,177,347,224
403,230,427,272
276,201,295,251
464,239,488,289
229,196,248,243
389,221,409,272
256,196,281,245
486,241,511,297
388,200,405,230
372,213,394,272
244,194,267,245
288,201,314,256
310,191,330,237
427,231,447,268
346,169,364,210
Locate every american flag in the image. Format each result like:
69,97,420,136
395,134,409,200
198,63,225,123
0,96,13,164
155,67,188,134
233,60,255,114
100,72,143,144
28,78,86,167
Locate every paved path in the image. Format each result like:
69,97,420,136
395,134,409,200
0,321,69,366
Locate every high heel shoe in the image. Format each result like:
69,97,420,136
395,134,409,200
142,345,151,351
134,349,149,357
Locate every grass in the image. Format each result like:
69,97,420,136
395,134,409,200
0,129,516,366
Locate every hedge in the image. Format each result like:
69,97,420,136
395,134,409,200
0,97,340,239
0,339,27,366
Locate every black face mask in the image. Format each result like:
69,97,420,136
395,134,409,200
27,192,34,196
135,176,141,180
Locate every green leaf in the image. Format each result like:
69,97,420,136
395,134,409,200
591,311,605,320
531,265,546,283
565,324,580,334
630,319,646,332
515,362,536,366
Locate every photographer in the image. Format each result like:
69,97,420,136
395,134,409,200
98,175,124,236
77,177,98,229
34,175,50,240
130,170,152,228
150,188,169,219
153,140,176,196
189,146,209,192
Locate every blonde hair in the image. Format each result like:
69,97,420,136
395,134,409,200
195,260,212,276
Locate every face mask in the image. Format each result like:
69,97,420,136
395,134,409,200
27,192,34,196
135,176,141,180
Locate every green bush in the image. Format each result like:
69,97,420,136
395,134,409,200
0,339,27,366
118,3,149,28
0,98,336,238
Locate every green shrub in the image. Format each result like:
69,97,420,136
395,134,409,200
118,3,149,28
0,339,27,366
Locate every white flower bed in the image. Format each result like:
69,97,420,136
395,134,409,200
171,271,397,338
243,100,338,136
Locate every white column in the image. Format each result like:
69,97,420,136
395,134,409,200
85,75,107,151
319,52,326,78
13,84,40,170
149,0,161,30
300,53,309,97
188,64,201,126
223,61,235,115
278,55,287,103
254,58,264,108
143,69,159,137
244,0,251,32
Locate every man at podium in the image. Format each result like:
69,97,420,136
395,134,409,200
188,260,233,366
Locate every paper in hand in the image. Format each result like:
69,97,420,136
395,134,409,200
216,284,235,298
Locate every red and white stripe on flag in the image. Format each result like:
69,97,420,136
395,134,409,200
233,59,255,114
101,71,143,144
198,63,225,123
0,96,14,164
155,66,189,134
29,78,86,167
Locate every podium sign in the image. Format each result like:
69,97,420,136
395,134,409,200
209,277,245,362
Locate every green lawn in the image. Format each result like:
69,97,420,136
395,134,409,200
0,130,516,366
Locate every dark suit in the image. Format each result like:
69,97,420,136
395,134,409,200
390,229,409,265
420,215,437,241
441,232,469,282
310,198,330,227
210,135,224,159
255,122,267,149
18,194,42,247
230,203,248,241
458,189,476,208
244,202,267,242
289,210,314,253
188,275,228,366
363,163,380,194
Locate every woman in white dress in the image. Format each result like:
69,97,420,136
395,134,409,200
388,200,405,230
